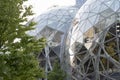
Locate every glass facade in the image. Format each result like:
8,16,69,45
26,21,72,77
28,6,79,58
67,0,120,80
28,3,80,80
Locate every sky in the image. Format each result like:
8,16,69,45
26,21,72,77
25,0,75,16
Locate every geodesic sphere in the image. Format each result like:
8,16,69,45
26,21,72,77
29,6,78,38
67,0,120,80
28,6,79,57
68,0,120,54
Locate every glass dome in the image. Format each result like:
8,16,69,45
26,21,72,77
28,6,79,56
27,5,80,76
67,0,120,80
29,6,78,35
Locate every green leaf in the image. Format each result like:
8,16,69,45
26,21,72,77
0,0,46,80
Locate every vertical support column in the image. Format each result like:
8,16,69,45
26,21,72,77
44,45,53,80
45,46,49,80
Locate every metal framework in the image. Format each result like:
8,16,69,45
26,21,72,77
28,1,84,79
66,0,120,80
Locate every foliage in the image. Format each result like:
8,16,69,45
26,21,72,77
48,61,66,80
0,53,44,80
0,0,45,80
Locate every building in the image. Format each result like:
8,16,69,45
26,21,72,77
67,0,120,80
28,0,86,80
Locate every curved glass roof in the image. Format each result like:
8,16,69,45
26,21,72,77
67,0,120,80
28,6,79,37
27,5,80,58
68,0,120,49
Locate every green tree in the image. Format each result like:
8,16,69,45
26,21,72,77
0,0,45,80
48,61,66,80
